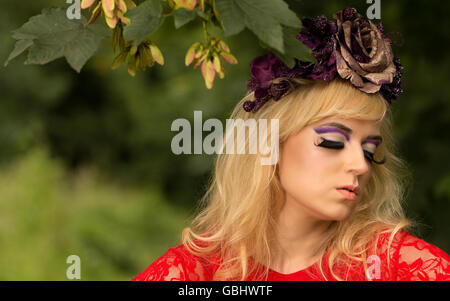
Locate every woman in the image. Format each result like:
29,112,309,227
132,8,450,281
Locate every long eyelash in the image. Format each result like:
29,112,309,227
363,150,375,162
364,150,386,165
317,138,386,165
316,138,344,149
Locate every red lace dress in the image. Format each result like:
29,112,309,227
132,231,450,281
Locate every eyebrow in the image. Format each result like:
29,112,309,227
314,122,383,144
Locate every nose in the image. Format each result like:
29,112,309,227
344,142,370,176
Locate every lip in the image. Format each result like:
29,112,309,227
336,188,358,201
337,185,360,195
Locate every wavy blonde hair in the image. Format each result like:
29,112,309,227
181,78,415,280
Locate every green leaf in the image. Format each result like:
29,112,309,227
237,0,301,28
214,0,245,36
271,26,315,68
4,7,109,72
194,7,210,21
173,8,197,29
214,0,301,53
244,11,284,53
4,40,33,67
123,0,163,45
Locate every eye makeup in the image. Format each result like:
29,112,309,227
316,137,383,164
316,138,345,149
314,123,383,144
313,125,385,164
314,127,350,142
364,139,381,147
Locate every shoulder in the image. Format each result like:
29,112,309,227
384,230,450,280
132,244,214,281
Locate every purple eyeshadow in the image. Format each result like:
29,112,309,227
314,127,350,141
314,127,380,147
364,140,380,147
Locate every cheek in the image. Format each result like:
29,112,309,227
279,140,334,195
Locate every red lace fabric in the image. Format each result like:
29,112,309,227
132,231,450,281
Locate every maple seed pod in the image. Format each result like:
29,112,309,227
111,24,125,51
81,0,96,9
218,40,230,53
124,0,136,9
103,0,115,15
118,31,125,51
117,11,130,25
168,0,176,9
185,43,200,66
194,51,203,59
193,52,207,68
127,55,137,77
194,45,204,59
200,60,208,88
105,15,118,28
201,59,215,89
112,51,128,70
82,0,136,29
217,65,225,79
141,46,155,68
149,44,164,66
135,52,141,71
173,0,197,11
129,45,138,56
220,51,238,64
206,60,216,89
117,0,128,13
213,54,221,73
140,52,148,70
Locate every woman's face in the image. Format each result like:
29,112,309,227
278,117,382,221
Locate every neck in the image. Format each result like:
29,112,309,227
271,196,333,273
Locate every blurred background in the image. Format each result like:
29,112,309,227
0,0,448,280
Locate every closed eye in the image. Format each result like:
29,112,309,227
316,138,344,149
317,138,376,163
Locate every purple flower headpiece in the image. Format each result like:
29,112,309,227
243,7,403,113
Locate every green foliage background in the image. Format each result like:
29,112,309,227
0,0,449,280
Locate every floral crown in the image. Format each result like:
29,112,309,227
243,7,403,113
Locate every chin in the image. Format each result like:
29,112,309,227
322,206,354,221
332,213,352,221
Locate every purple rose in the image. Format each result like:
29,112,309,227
243,7,404,113
297,15,338,81
298,15,337,50
333,8,397,93
244,53,297,112
248,53,290,89
380,57,403,103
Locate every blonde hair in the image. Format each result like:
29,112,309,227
182,78,414,280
